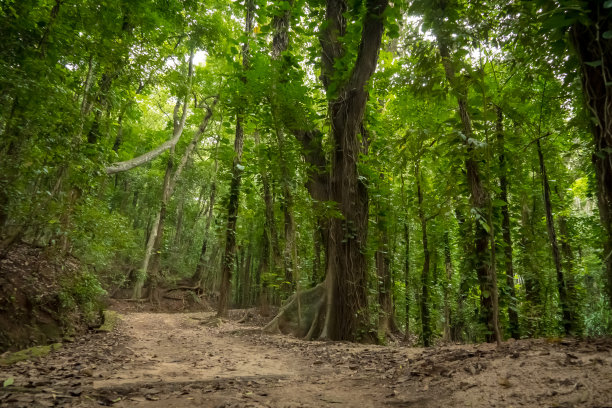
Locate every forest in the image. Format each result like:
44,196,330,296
1,0,612,350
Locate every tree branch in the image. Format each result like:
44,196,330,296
105,52,197,175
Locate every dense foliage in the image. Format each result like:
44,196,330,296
1,0,611,344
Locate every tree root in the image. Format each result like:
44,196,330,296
263,283,327,339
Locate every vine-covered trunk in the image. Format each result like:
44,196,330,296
264,0,388,342
570,4,612,307
217,0,254,318
318,0,387,341
218,117,246,317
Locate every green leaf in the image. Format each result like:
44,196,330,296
478,218,491,234
603,31,612,40
585,60,602,68
541,14,575,30
492,199,508,208
604,0,612,8
3,377,14,387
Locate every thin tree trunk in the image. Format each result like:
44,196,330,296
434,17,501,344
536,139,572,334
520,197,541,306
558,214,578,333
218,0,254,317
375,186,393,338
452,208,471,342
400,174,411,341
193,136,221,285
173,199,184,250
404,221,411,341
443,232,453,342
133,211,160,299
415,161,431,347
132,54,210,299
147,146,175,302
243,243,253,307
495,106,520,339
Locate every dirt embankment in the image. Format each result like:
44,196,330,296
1,306,611,408
0,244,103,352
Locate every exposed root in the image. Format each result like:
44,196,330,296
263,283,327,339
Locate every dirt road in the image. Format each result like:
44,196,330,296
1,310,612,407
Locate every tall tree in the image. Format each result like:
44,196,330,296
568,1,612,307
318,0,388,340
218,0,255,317
424,0,501,344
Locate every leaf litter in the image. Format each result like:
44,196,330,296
1,304,611,407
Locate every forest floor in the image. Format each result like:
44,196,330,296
1,302,612,408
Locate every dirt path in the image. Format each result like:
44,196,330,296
2,310,612,407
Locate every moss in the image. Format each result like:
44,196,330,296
0,343,62,366
97,310,121,332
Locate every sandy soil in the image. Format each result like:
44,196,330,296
1,309,612,407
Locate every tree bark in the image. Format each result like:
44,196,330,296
105,109,191,174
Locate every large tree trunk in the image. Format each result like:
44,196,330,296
265,0,388,342
320,0,387,342
495,106,520,339
570,2,612,308
536,139,573,334
218,0,254,317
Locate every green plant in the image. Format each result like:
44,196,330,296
59,269,107,325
